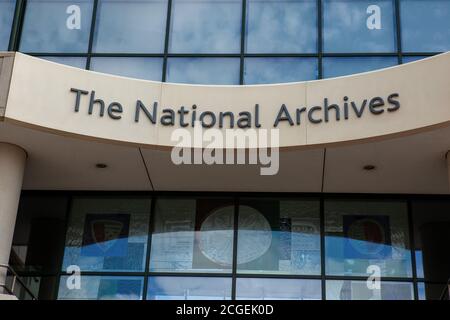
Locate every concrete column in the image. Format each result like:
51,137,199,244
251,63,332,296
0,143,26,294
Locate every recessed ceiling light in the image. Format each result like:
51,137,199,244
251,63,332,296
363,164,376,171
95,163,108,169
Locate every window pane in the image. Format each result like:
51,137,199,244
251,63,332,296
0,0,15,50
323,0,396,53
237,199,320,275
11,195,69,274
40,56,87,69
20,0,93,53
58,276,143,300
150,198,234,273
401,0,450,52
166,58,240,85
169,0,241,53
412,200,450,283
326,280,414,300
322,57,398,78
236,278,321,300
418,282,449,300
15,276,58,300
62,196,151,272
147,277,232,300
245,0,317,53
244,58,318,84
402,56,429,64
90,57,163,81
93,0,167,53
325,199,412,277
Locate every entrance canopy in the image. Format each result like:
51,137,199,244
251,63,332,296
0,52,449,193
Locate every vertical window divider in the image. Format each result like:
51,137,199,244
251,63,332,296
162,0,172,82
231,196,239,300
239,0,247,85
142,194,157,300
318,0,323,79
407,198,419,300
54,194,74,300
86,0,99,70
395,0,403,64
9,0,26,51
320,195,326,300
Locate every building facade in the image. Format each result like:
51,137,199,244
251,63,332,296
0,0,450,300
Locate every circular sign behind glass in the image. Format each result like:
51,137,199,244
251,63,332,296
199,206,272,266
347,218,386,255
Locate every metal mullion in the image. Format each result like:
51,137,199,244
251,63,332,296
24,52,88,57
231,196,239,300
320,196,326,300
60,271,147,277
322,52,399,57
146,272,232,278
407,198,419,300
235,274,322,280
8,0,26,51
142,194,156,300
90,53,164,58
54,194,74,300
395,0,402,64
324,275,415,283
86,0,99,70
244,53,318,58
239,0,246,85
161,0,172,82
318,0,323,79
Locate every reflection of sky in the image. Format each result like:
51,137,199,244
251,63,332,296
58,276,143,300
169,0,241,53
236,278,321,300
246,0,317,53
325,235,412,277
401,0,450,52
20,0,93,53
166,58,240,84
62,235,147,272
93,0,167,53
326,279,413,300
147,277,231,300
322,57,398,78
90,57,163,81
402,56,428,64
323,0,396,53
0,0,15,50
41,56,87,69
244,58,318,84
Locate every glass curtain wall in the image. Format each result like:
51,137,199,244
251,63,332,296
11,193,450,300
2,0,446,84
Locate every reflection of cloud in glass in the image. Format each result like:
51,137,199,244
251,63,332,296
93,0,167,53
58,276,143,300
40,56,87,69
323,0,396,53
244,58,318,84
246,0,317,53
0,0,15,50
147,277,232,300
322,56,398,78
167,58,240,84
20,0,93,53
90,57,163,81
401,0,450,52
325,235,412,277
169,0,241,53
236,278,321,300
